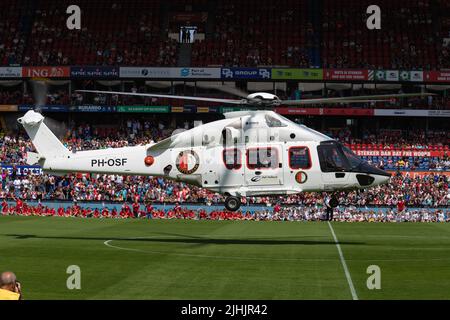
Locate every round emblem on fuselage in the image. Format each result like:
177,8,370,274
295,171,308,184
176,150,200,174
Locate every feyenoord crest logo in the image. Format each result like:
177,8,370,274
176,150,200,174
295,171,308,184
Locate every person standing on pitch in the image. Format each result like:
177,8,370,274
0,271,22,300
324,193,338,221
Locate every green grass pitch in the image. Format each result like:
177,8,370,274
1,216,450,300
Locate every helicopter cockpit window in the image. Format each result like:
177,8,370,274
247,147,278,169
317,144,349,172
342,145,363,169
265,115,287,128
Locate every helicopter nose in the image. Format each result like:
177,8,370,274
372,172,391,186
362,162,391,178
355,163,391,187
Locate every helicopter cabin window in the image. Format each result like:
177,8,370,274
223,149,242,170
289,147,311,169
265,115,287,128
247,147,278,170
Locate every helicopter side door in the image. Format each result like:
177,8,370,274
242,113,284,188
244,144,284,187
317,142,350,190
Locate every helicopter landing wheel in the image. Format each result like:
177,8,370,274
225,196,241,212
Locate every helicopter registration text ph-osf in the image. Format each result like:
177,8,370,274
18,109,390,211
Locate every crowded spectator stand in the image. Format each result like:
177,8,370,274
2,197,450,223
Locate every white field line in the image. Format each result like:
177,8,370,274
327,221,359,300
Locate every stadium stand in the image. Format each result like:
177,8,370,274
0,0,27,66
191,0,317,67
322,0,438,69
1,0,450,68
20,0,176,66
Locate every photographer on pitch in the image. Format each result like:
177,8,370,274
0,271,22,300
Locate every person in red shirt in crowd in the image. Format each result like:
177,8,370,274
121,202,131,218
57,207,65,217
145,203,154,219
132,202,140,218
127,208,134,219
15,198,23,215
93,208,100,219
21,204,29,216
199,210,207,220
397,198,406,213
22,202,28,215
102,208,109,218
167,209,175,219
119,207,127,219
111,208,118,218
1,200,8,215
26,206,33,216
274,203,281,214
65,207,72,217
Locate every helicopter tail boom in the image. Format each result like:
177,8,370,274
18,110,70,160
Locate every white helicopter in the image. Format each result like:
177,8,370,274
18,89,431,211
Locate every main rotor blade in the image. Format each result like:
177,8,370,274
281,93,435,105
77,90,245,104
188,83,249,98
185,82,249,99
